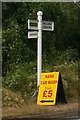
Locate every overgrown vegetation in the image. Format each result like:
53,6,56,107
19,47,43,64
2,2,79,106
2,49,78,101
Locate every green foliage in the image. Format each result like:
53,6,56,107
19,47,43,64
57,48,78,64
3,49,78,99
43,49,78,99
3,62,37,95
57,61,78,99
2,3,80,76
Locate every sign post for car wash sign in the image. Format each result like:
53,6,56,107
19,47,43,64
28,11,54,87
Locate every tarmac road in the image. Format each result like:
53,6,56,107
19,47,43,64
2,110,79,120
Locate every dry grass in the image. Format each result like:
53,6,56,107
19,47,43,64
2,101,78,118
2,77,78,118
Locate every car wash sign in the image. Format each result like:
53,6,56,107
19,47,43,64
37,72,67,105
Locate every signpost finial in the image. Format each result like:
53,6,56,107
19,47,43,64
37,11,43,16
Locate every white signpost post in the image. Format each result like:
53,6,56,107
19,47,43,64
28,11,54,87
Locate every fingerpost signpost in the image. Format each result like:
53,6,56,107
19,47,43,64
28,11,67,105
28,11,54,87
